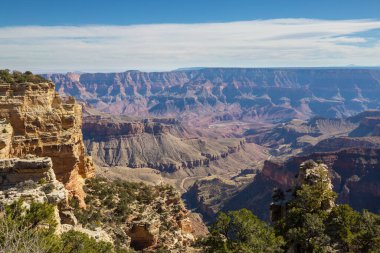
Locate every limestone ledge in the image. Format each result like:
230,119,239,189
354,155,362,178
0,156,54,189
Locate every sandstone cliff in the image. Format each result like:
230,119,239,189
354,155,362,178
0,80,95,204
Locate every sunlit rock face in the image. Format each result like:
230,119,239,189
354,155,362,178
0,81,94,205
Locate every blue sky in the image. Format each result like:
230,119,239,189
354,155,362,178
0,0,380,72
1,0,380,26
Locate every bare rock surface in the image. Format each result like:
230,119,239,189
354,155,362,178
0,81,95,204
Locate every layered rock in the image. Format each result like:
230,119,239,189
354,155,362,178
349,110,380,137
0,156,53,188
0,156,69,236
0,156,67,206
83,115,246,172
249,117,357,156
0,81,94,204
184,176,242,220
44,68,380,125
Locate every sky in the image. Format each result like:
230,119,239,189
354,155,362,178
0,0,380,72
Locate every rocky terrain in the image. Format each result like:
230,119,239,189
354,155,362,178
219,110,380,221
72,177,207,252
0,78,95,205
42,68,380,227
223,146,380,221
249,117,358,156
0,71,205,252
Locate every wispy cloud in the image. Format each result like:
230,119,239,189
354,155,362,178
0,19,380,73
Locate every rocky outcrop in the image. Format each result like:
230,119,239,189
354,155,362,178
0,156,67,206
0,156,69,236
82,115,172,139
0,156,53,188
72,177,207,252
0,81,94,205
270,160,334,223
0,155,113,244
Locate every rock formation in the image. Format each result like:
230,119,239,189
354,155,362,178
72,177,208,252
0,73,207,251
0,81,94,205
0,155,69,235
83,114,247,172
270,160,334,223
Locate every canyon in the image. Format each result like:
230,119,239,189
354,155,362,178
42,68,380,223
3,68,380,251
0,73,204,252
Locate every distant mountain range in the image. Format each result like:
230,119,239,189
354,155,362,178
44,68,380,124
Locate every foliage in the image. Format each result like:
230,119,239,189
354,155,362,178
353,210,380,252
0,69,48,84
72,177,159,227
72,177,183,251
325,204,360,252
200,209,284,253
0,199,115,253
202,160,380,253
0,200,60,253
275,160,380,253
60,230,113,253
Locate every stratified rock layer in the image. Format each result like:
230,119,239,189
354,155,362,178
83,115,246,172
0,82,94,203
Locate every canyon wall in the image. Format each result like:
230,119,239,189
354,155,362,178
0,81,94,202
83,115,246,172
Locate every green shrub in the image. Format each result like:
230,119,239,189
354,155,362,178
0,200,61,252
0,199,116,253
200,209,285,253
42,183,55,194
60,230,113,253
0,69,48,84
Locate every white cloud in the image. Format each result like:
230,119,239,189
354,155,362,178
0,19,380,73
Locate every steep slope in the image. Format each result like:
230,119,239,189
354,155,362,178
83,115,247,172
